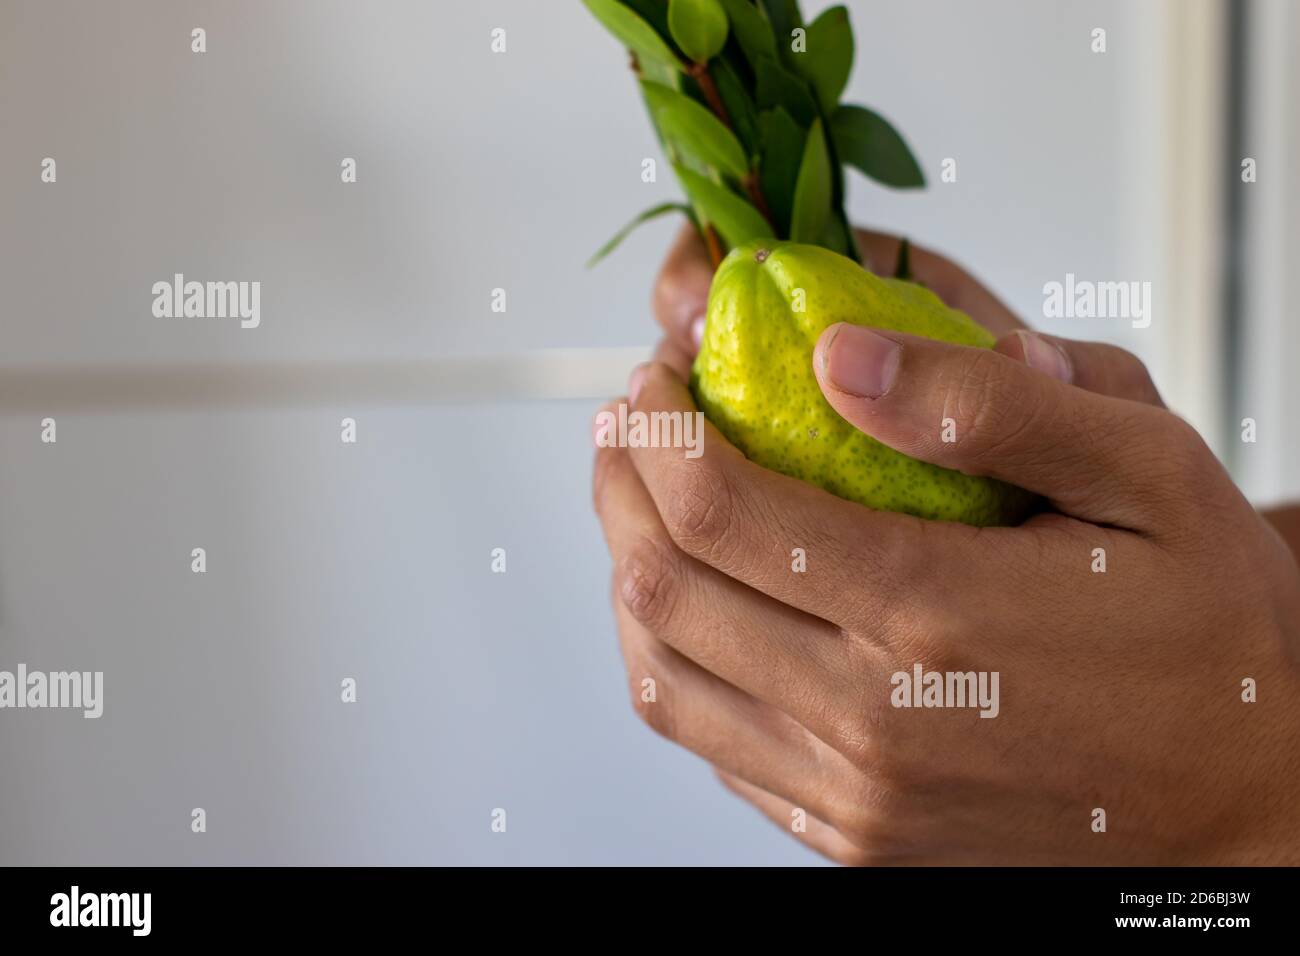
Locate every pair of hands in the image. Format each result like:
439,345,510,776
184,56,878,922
593,225,1300,864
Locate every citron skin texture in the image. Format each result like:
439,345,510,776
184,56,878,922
690,241,1032,526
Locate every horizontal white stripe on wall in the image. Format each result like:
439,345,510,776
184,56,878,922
0,347,653,412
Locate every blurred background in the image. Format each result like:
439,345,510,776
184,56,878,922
1,0,1296,865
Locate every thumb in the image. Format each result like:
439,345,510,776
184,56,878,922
811,322,1201,533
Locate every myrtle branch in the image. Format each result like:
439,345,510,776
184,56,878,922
627,47,779,257
689,62,778,236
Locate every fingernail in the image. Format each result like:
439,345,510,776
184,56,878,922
1016,330,1072,383
628,363,650,404
690,315,706,348
822,324,901,398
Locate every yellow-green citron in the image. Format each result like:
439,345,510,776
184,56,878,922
690,241,1032,526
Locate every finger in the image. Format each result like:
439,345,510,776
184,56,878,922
715,770,867,865
652,222,713,356
623,362,970,633
613,592,856,826
994,330,1166,407
651,336,693,381
593,434,863,741
854,228,1025,336
812,323,1210,533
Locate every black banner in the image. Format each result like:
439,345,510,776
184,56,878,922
0,866,1290,941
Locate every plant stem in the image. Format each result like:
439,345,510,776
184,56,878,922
743,172,777,233
694,63,779,235
689,62,731,128
627,54,780,255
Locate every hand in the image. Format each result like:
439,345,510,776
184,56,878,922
595,231,1300,864
659,220,1300,539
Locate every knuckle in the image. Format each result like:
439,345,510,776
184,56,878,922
1144,415,1221,523
845,548,931,639
842,703,905,784
833,720,885,774
616,535,683,632
940,350,1037,463
662,461,738,559
1116,349,1158,398
833,519,946,639
889,619,954,676
950,347,1009,408
1087,342,1160,403
834,751,926,862
823,679,897,776
833,780,902,858
1140,414,1210,491
1166,415,1210,464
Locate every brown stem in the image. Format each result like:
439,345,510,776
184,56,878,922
689,62,731,128
743,172,777,232
630,56,780,257
702,224,725,269
692,63,779,236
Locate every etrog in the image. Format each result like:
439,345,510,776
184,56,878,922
690,241,1031,526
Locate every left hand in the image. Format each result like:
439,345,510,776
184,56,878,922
592,330,1300,864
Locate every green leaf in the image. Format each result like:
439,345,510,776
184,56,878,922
757,107,804,236
584,0,684,72
711,58,760,157
642,82,748,178
674,163,774,249
818,209,854,259
757,0,803,67
668,0,729,64
830,104,926,188
790,117,832,243
643,61,685,91
791,5,853,113
622,0,674,42
587,202,695,268
753,55,818,127
717,0,776,68
837,209,863,263
623,0,686,85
